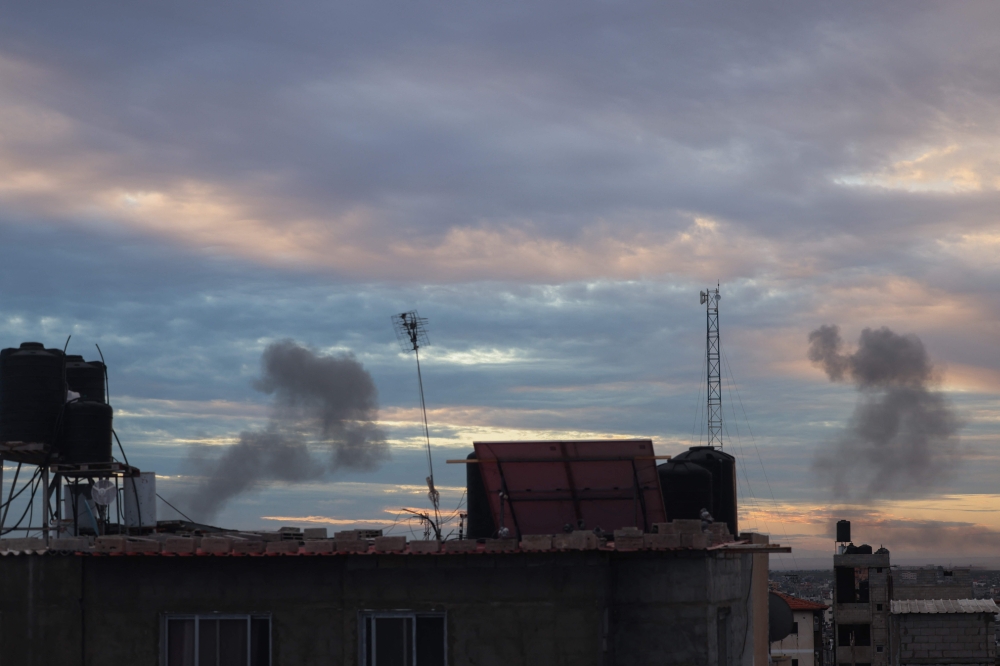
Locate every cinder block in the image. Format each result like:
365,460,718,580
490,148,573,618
231,540,265,555
408,540,441,554
614,535,644,551
302,540,333,554
672,519,703,534
442,539,478,553
334,539,370,553
265,540,300,554
483,539,516,553
162,537,196,554
614,527,642,537
553,530,598,550
303,527,328,540
520,535,553,551
199,537,232,554
49,537,90,552
374,536,406,553
126,539,161,554
94,536,127,553
680,533,709,549
652,522,676,535
644,533,680,549
0,537,46,551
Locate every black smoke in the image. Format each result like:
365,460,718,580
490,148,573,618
808,325,962,499
185,340,389,521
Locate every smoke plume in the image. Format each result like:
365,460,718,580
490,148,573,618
808,325,962,499
185,340,388,521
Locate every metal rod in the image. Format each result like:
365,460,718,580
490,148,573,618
42,466,49,546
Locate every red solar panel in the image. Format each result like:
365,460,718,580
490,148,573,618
472,440,667,538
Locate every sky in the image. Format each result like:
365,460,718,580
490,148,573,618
1,1,999,568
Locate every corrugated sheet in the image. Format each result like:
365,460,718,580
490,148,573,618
890,598,1000,614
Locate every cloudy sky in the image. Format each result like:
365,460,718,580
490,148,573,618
2,1,998,566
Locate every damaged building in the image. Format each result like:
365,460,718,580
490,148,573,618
831,520,998,666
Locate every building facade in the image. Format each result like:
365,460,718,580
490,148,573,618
833,549,892,666
890,599,998,666
0,535,779,666
770,592,828,666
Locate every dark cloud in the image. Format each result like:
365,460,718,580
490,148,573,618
810,325,962,499
184,340,388,520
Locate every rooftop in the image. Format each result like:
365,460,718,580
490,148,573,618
772,590,828,611
890,598,1000,614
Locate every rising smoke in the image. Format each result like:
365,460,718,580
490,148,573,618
808,325,962,499
185,340,389,521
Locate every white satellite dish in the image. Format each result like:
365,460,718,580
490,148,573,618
91,479,117,506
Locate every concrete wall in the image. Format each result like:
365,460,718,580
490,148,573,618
891,612,996,666
0,549,755,666
893,568,973,601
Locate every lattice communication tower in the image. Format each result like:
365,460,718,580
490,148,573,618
699,286,723,448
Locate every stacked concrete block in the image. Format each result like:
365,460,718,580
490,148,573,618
613,527,644,552
162,537,197,554
484,538,517,553
895,613,996,665
408,540,441,554
303,540,334,554
553,530,599,551
231,540,265,555
707,522,733,545
644,533,680,549
94,536,127,554
334,539,370,553
0,537,46,551
374,536,407,553
199,537,233,554
265,540,301,555
303,527,327,540
520,534,553,551
652,522,676,535
49,537,91,552
125,539,162,554
442,539,478,553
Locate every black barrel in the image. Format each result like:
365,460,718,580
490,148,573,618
657,459,713,522
65,355,106,403
465,451,496,539
61,401,113,463
0,342,66,445
836,519,851,543
673,446,738,538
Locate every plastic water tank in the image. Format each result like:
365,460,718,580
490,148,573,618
465,451,496,539
0,342,66,445
673,446,738,538
61,401,113,463
657,459,713,522
65,356,106,403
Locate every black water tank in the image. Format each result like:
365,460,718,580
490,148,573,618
0,342,66,445
65,356,106,403
61,401,113,463
658,459,713,522
856,543,873,555
465,451,496,539
837,519,851,543
673,446,738,537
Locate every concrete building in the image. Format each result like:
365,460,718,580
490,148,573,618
770,591,828,666
0,529,785,665
890,599,998,666
893,567,973,600
833,547,892,666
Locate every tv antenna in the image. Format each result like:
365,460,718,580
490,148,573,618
699,284,723,447
392,311,442,539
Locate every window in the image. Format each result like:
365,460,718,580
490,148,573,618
876,603,883,611
790,621,798,635
876,567,883,573
163,614,270,666
359,612,446,666
837,624,871,647
835,567,869,603
876,645,884,653
792,660,799,666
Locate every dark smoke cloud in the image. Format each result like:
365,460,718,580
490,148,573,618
185,340,388,520
809,325,962,499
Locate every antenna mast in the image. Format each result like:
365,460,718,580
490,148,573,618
392,311,442,539
699,285,723,448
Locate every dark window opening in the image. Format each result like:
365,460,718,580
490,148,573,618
943,570,953,577
164,615,270,666
876,603,883,612
876,567,882,573
876,646,884,653
835,567,870,603
790,621,798,635
838,624,871,647
359,612,446,666
792,660,799,666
